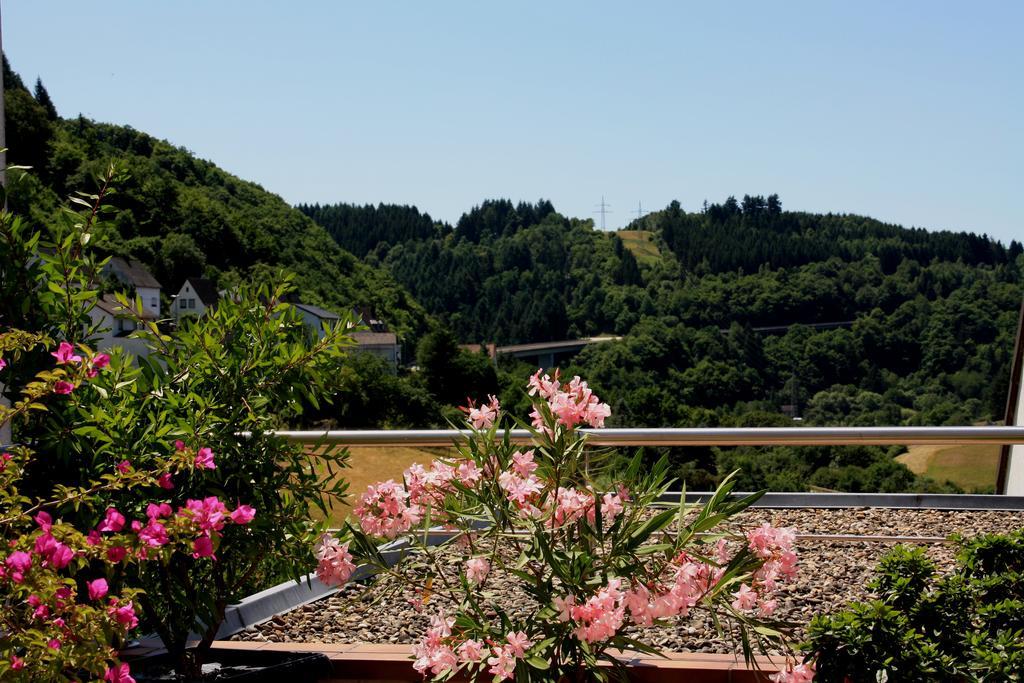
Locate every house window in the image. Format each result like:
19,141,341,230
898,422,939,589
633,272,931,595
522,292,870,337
151,298,157,308
189,299,196,309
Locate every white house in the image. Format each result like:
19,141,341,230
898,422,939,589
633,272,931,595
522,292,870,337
293,302,341,337
294,302,402,369
350,330,402,368
171,278,220,320
87,294,152,357
103,257,162,320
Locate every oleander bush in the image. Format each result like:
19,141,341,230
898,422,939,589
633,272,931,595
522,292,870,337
804,530,1024,682
318,374,813,682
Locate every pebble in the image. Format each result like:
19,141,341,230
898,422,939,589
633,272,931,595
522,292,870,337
231,508,1024,655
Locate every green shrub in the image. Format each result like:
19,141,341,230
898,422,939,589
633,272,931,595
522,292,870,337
805,529,1024,682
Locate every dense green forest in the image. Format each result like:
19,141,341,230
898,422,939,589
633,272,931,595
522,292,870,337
2,55,429,341
305,193,1023,492
6,54,1023,493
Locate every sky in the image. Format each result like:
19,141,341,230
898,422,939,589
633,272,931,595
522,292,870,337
4,1,1022,242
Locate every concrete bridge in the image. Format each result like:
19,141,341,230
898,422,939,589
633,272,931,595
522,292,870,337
495,336,621,369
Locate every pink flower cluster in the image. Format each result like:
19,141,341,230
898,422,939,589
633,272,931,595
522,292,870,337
314,532,356,587
48,342,111,393
556,578,627,643
353,480,423,539
528,370,611,430
412,610,532,681
770,663,816,682
728,524,798,616
464,557,490,585
552,557,725,645
462,395,501,430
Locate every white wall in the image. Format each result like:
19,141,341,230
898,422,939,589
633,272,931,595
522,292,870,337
137,286,160,319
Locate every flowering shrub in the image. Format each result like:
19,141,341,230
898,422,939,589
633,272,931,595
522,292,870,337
320,370,807,681
1,166,349,679
0,333,255,681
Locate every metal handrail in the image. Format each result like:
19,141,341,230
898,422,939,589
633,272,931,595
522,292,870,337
268,426,1024,448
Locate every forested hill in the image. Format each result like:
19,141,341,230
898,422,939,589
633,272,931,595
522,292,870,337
2,56,429,340
305,195,1023,457
636,195,1019,274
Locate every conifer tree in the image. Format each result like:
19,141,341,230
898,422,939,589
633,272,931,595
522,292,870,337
34,77,58,120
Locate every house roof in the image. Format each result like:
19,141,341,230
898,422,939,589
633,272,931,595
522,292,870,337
106,257,162,289
181,278,220,306
294,302,341,321
350,331,398,346
95,293,157,321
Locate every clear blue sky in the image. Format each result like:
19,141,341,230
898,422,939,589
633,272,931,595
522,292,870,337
5,1,1022,242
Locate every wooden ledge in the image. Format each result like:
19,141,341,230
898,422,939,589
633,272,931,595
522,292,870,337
209,641,786,682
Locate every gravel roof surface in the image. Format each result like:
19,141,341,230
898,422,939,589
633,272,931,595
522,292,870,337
231,508,1024,655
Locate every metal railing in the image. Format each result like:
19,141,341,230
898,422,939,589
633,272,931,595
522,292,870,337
270,425,1024,448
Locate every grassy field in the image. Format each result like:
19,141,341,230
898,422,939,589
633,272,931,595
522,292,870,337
617,230,661,265
312,446,454,528
896,444,1001,492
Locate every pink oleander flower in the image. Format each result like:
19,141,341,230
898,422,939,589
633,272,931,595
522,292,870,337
747,523,796,559
107,546,128,563
47,638,61,650
548,486,593,528
104,662,136,683
570,578,626,643
731,583,758,611
157,473,175,490
51,341,82,365
108,599,139,629
456,638,486,663
553,594,576,622
527,369,560,399
353,480,422,539
10,655,24,670
498,470,544,510
412,610,458,676
511,449,537,477
314,533,356,587
758,598,778,617
99,507,125,532
588,490,625,526
194,447,216,470
464,394,500,430
454,459,482,486
465,557,490,585
405,460,457,507
770,663,815,683
0,357,6,371
486,645,518,680
230,504,256,525
53,380,75,395
91,353,111,370
505,631,532,658
115,460,131,474
174,439,186,451
88,578,109,601
192,535,215,559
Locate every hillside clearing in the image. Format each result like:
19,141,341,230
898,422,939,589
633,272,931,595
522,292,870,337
617,230,661,265
896,444,1001,492
312,445,454,527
